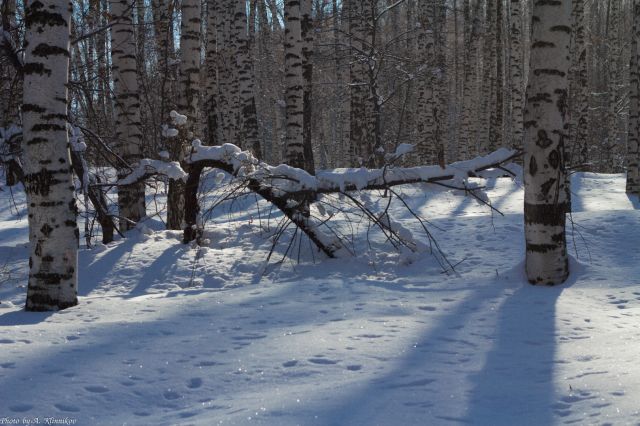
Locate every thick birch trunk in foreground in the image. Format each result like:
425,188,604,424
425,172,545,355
628,1,640,195
524,0,570,285
110,0,146,230
23,0,79,310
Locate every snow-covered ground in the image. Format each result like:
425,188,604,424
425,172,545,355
1,172,639,425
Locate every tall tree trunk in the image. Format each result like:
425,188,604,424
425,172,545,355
628,1,640,195
167,0,202,230
0,0,18,127
235,0,262,158
415,1,438,164
301,0,315,174
479,0,497,154
284,0,306,169
111,0,146,230
570,0,588,167
492,0,504,150
460,0,482,160
205,0,220,146
348,0,375,166
524,0,571,285
152,0,174,124
23,0,79,310
510,0,524,152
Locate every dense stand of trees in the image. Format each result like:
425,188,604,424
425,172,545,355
2,0,640,308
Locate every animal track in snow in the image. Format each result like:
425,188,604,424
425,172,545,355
187,377,203,389
84,385,109,393
308,357,339,365
9,404,33,413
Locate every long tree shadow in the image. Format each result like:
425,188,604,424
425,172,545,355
321,277,510,425
464,280,569,425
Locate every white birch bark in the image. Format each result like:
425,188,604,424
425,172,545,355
510,0,524,152
284,0,305,169
235,0,261,158
570,0,588,166
167,0,201,230
177,0,201,128
479,0,497,154
460,0,482,160
301,0,315,174
628,1,640,194
524,0,571,285
348,0,375,166
110,0,146,230
205,0,220,146
23,0,79,310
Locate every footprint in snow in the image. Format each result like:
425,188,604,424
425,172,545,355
418,306,437,312
84,385,109,393
308,358,339,365
282,360,298,368
196,360,218,367
163,390,182,400
54,403,80,413
346,365,362,371
9,404,33,413
187,378,203,389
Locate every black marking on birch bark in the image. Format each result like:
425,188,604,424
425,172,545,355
536,0,562,6
540,178,557,197
527,243,559,253
548,149,560,169
532,41,554,48
26,293,77,311
22,62,51,76
529,156,538,177
40,224,52,238
32,43,69,57
39,201,64,207
524,202,568,226
536,130,553,148
26,2,68,28
32,123,65,132
22,103,46,113
533,69,565,77
550,25,571,34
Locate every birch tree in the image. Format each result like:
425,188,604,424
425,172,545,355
510,0,524,152
167,0,201,230
110,0,146,230
628,1,640,194
523,0,571,285
284,0,306,169
301,0,315,174
569,0,588,166
23,0,79,310
235,0,261,158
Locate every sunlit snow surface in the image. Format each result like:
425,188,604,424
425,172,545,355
1,172,639,425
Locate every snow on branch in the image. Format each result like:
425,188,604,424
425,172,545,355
180,142,521,260
186,141,520,194
116,159,188,186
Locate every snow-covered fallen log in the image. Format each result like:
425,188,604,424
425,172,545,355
177,142,521,258
113,142,520,258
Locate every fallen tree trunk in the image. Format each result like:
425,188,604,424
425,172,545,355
177,142,521,256
117,142,521,257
